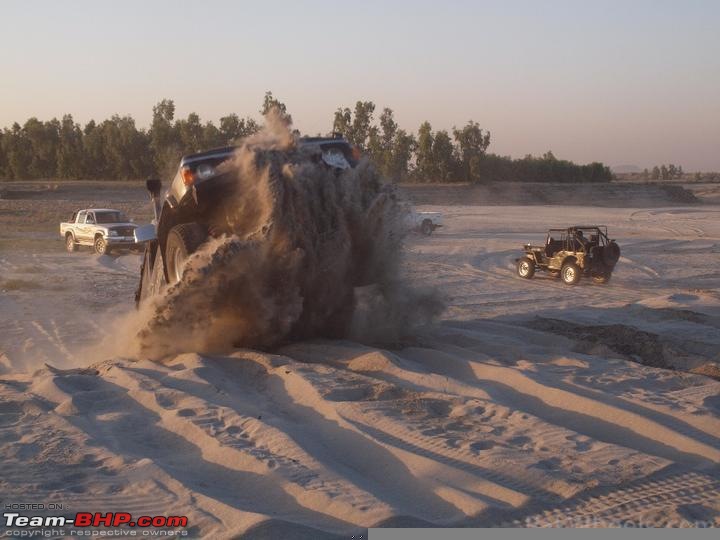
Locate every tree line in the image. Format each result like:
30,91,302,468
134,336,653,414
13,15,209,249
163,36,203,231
0,93,612,183
640,164,684,181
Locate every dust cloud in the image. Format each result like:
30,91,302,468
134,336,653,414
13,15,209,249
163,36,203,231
125,112,443,360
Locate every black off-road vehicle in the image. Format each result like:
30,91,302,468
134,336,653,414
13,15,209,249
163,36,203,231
516,226,620,285
133,135,358,305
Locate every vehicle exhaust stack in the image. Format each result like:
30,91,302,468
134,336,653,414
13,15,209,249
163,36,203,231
146,178,162,222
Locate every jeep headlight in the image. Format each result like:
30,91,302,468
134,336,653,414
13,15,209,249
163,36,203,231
108,230,118,237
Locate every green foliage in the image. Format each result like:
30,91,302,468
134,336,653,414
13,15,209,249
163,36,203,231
2,123,32,179
366,108,416,181
260,91,292,126
452,120,491,182
647,163,684,181
471,152,612,184
0,93,614,185
414,121,436,181
56,115,84,179
432,130,458,182
334,103,416,181
0,96,264,181
219,114,260,144
333,101,375,150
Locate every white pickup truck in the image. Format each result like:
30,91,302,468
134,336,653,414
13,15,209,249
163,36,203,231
60,208,138,255
405,209,444,236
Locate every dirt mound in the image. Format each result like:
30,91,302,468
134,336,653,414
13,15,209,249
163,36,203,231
527,317,720,380
131,115,443,359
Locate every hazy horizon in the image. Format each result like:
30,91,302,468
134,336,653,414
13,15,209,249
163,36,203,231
2,0,719,170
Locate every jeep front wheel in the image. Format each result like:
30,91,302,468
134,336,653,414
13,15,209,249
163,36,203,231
517,258,535,279
561,262,581,285
165,223,208,285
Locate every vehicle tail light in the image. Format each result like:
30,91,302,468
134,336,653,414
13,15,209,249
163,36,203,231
181,167,195,186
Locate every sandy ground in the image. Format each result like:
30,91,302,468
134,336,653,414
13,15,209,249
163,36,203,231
1,183,719,537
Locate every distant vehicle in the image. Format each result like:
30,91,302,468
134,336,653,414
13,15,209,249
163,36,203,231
516,225,621,285
133,136,359,305
60,209,138,255
406,209,443,236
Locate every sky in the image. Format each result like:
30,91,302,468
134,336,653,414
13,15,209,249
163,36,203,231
2,0,719,170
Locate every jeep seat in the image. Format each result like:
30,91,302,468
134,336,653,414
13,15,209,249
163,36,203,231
546,238,560,257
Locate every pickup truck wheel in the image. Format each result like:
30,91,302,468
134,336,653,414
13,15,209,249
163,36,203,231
65,233,77,253
517,258,535,279
94,236,109,255
165,223,208,285
561,262,581,285
421,219,434,236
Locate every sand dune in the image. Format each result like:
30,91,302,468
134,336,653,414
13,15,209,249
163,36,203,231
1,202,720,535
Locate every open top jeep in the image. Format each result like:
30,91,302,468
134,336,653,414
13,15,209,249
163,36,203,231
516,226,621,285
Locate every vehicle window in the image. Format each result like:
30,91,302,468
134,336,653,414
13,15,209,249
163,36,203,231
95,211,128,223
86,213,95,224
77,211,86,223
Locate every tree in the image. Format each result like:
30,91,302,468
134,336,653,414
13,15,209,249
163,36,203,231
219,114,259,144
452,120,491,182
0,131,5,178
176,112,204,154
387,129,416,181
660,164,669,180
149,98,179,178
3,123,32,179
333,101,375,150
260,91,292,125
433,130,457,182
56,114,84,178
651,166,661,180
415,121,436,182
82,120,106,178
24,117,59,178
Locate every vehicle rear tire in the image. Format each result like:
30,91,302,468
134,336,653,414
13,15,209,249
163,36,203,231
421,219,434,236
517,258,535,279
592,272,612,284
94,236,108,255
602,241,621,266
65,233,77,253
165,223,208,284
561,261,581,285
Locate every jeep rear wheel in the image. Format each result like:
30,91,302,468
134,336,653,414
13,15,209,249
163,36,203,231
561,262,581,285
517,258,535,279
165,223,208,285
602,241,621,266
593,272,612,284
